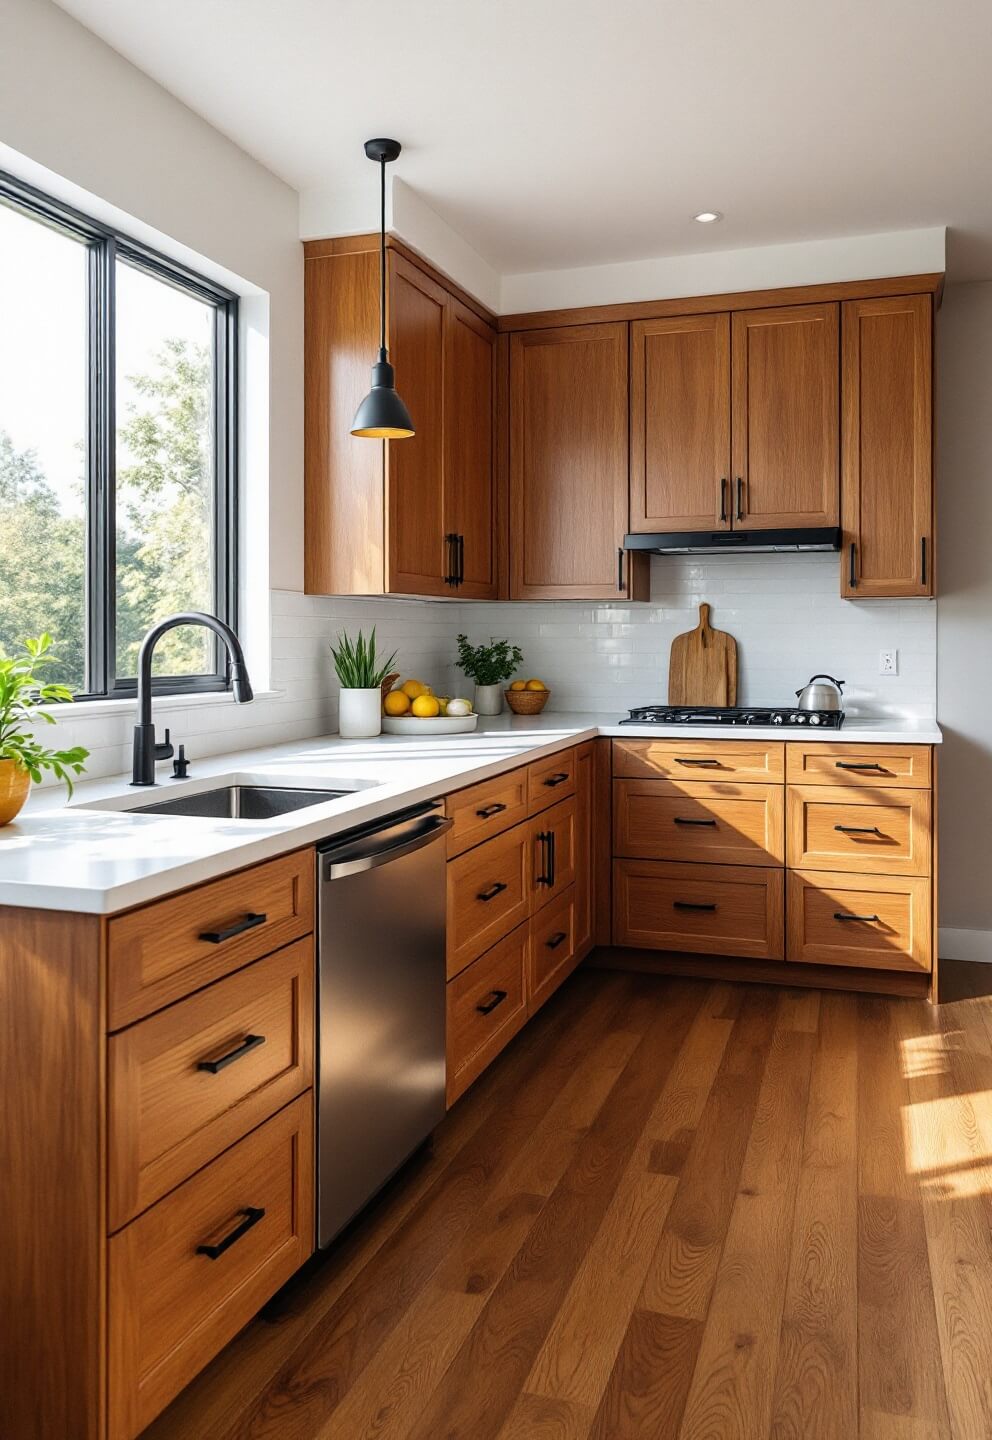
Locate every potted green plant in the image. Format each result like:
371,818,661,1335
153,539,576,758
329,627,398,737
455,634,524,716
0,634,89,824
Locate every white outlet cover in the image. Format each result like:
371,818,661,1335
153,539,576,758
879,649,899,675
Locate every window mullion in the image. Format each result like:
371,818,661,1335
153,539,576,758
86,234,114,697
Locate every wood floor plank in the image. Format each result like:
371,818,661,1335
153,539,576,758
675,1016,815,1440
769,992,858,1440
588,1310,703,1440
496,1393,595,1440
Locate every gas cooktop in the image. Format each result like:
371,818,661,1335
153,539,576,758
620,704,845,728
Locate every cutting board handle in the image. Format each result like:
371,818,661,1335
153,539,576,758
697,602,712,646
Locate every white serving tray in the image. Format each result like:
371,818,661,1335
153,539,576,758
381,713,479,736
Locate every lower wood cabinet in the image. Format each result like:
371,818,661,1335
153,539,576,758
613,859,784,960
614,777,784,867
786,869,931,973
446,822,531,979
529,884,580,1013
786,784,931,876
445,923,529,1107
530,795,577,909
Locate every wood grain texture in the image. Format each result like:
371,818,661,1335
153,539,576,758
303,232,497,329
594,738,613,948
444,767,530,858
785,743,932,789
444,296,498,597
614,737,784,784
529,884,580,1015
786,785,931,877
446,821,532,978
446,922,530,1106
528,748,577,812
530,796,578,911
614,777,785,867
668,603,738,708
613,858,784,959
573,740,596,962
786,869,931,974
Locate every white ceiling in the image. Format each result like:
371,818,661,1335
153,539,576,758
54,0,992,281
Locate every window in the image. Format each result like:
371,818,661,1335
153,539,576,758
0,171,237,697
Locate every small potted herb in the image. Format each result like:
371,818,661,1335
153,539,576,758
329,628,397,737
0,634,89,824
455,634,524,716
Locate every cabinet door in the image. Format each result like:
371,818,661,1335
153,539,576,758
510,323,634,599
731,303,839,529
573,740,595,960
443,298,497,598
630,313,731,532
385,253,447,596
841,294,933,597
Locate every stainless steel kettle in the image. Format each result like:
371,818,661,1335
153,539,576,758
795,674,845,711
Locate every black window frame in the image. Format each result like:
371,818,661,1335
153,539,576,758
0,168,239,700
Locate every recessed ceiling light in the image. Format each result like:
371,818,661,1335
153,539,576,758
693,211,723,224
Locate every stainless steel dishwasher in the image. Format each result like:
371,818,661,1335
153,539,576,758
316,801,452,1248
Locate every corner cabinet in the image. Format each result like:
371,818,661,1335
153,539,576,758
841,294,933,598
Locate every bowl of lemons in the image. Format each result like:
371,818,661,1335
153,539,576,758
504,678,550,715
381,679,479,735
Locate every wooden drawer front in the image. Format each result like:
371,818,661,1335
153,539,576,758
787,870,931,972
787,785,931,876
446,824,531,979
786,743,931,789
530,796,577,911
446,924,528,1107
445,767,529,857
613,738,784,783
108,939,314,1231
529,884,580,1015
528,749,577,812
613,860,784,959
108,1094,313,1440
108,849,314,1029
613,779,784,867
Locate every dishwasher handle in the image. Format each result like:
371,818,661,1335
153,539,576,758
322,813,452,880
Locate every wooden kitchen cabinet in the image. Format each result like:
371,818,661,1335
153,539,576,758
841,293,933,597
509,322,648,599
630,313,731,532
443,294,497,596
731,303,839,529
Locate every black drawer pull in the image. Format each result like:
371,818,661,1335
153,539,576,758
197,1033,266,1074
675,757,722,767
546,931,568,949
477,882,508,902
617,546,625,592
476,989,508,1015
736,476,745,521
537,832,554,886
719,477,728,522
199,912,267,944
673,816,718,826
921,536,927,587
196,1206,265,1260
834,824,884,835
833,912,880,923
673,901,718,912
543,772,570,788
835,762,886,772
849,541,857,589
476,802,507,819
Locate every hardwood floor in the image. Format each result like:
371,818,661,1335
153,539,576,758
143,965,992,1440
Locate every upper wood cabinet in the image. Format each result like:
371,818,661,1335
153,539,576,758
509,323,647,600
841,294,933,598
304,242,496,598
630,313,731,533
731,303,840,530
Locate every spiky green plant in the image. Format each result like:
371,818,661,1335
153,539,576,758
329,627,398,689
0,634,89,795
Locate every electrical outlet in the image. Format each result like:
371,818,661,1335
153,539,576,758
879,649,898,676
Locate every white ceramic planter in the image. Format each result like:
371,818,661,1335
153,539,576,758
474,683,503,716
338,687,382,738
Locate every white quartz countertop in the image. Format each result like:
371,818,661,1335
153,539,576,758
0,710,941,915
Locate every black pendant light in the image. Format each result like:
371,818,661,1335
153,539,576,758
350,138,415,439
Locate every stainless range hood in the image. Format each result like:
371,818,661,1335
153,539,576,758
623,527,842,556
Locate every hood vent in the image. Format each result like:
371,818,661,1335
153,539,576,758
624,527,842,556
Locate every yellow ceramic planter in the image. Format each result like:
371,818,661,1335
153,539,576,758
0,757,31,825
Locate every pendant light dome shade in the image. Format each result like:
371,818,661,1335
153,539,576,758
351,137,415,440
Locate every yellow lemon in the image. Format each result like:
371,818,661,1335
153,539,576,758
525,678,547,691
400,678,430,700
411,694,441,718
435,697,450,716
509,680,527,691
383,690,410,716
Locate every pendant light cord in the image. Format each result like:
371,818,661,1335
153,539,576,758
379,155,387,354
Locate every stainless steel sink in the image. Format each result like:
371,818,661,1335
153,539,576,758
130,784,349,820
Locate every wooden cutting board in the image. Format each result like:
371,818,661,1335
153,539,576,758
668,603,738,707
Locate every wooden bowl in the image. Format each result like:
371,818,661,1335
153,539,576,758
504,687,550,715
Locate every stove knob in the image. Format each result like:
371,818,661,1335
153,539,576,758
772,714,784,724
794,713,806,723
808,713,822,725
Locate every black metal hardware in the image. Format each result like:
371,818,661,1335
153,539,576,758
548,830,557,887
673,816,718,826
476,882,508,902
476,802,507,819
675,757,721,767
673,901,718,912
835,761,885,772
444,532,459,586
921,536,927,587
457,534,465,586
543,772,570,788
196,1206,265,1260
546,931,568,949
537,832,553,885
849,541,857,589
197,1033,266,1074
172,744,190,779
833,912,880,923
476,989,508,1015
719,477,728,522
736,477,744,521
617,547,625,592
199,912,267,944
834,824,884,835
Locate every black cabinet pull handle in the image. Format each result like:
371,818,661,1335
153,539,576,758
199,912,267,944
476,989,507,1015
835,761,885,772
477,881,508,902
719,477,728,522
197,1033,266,1074
673,900,718,911
849,541,857,589
675,757,721,767
197,1206,265,1260
544,772,569,788
834,824,884,835
673,816,718,826
457,534,465,587
736,477,744,521
617,547,625,592
476,802,507,819
921,536,927,587
546,931,568,950
549,830,557,887
444,532,458,587
834,912,880,923
537,832,553,885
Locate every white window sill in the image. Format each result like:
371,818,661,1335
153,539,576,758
40,689,284,720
